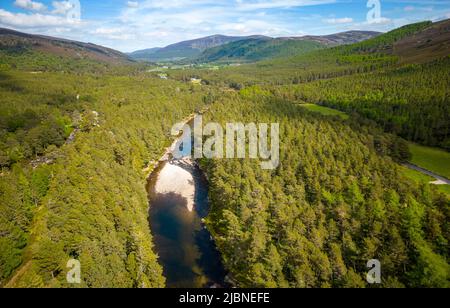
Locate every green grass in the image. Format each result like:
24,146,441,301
438,184,450,196
409,143,450,179
401,166,449,198
401,166,434,182
300,104,349,120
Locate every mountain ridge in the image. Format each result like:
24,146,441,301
0,27,131,64
129,31,382,63
128,34,270,62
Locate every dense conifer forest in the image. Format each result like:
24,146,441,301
200,88,449,288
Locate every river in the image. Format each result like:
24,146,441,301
147,156,227,288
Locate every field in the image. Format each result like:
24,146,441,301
409,143,450,179
299,103,349,120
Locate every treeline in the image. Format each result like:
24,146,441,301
275,58,450,149
200,89,449,288
0,69,213,287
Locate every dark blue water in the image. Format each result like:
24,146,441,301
147,161,227,288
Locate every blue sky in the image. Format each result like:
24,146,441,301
0,0,449,52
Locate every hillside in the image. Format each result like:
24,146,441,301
127,47,162,61
170,20,449,149
193,31,381,64
133,30,381,64
194,37,325,63
288,30,381,46
172,21,442,85
0,28,130,64
128,34,268,62
393,19,450,64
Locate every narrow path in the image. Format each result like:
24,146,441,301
403,163,450,185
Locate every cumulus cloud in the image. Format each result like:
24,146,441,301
368,17,391,25
0,9,80,27
127,1,139,8
235,0,335,11
52,1,74,15
91,27,136,40
324,17,353,24
14,0,47,12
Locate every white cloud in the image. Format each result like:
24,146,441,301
91,27,136,40
14,0,47,12
404,6,415,12
0,9,80,27
52,1,74,15
138,0,217,10
127,1,139,8
367,17,391,25
324,17,353,24
236,0,335,11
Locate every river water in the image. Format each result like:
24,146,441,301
147,159,227,288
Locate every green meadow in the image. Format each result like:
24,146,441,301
409,143,450,179
299,103,349,120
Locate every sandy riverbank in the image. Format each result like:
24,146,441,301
154,159,196,212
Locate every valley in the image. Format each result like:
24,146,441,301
0,16,449,289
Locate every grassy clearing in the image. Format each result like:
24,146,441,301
401,165,434,182
437,185,450,196
401,166,449,198
300,103,349,120
409,143,450,179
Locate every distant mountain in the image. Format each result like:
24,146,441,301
127,47,162,61
290,30,382,46
193,31,381,64
195,37,325,63
0,28,130,64
128,34,269,62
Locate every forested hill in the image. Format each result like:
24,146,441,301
128,35,268,62
0,28,131,65
174,20,441,86
295,30,381,46
171,19,449,148
193,31,381,64
193,38,325,64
